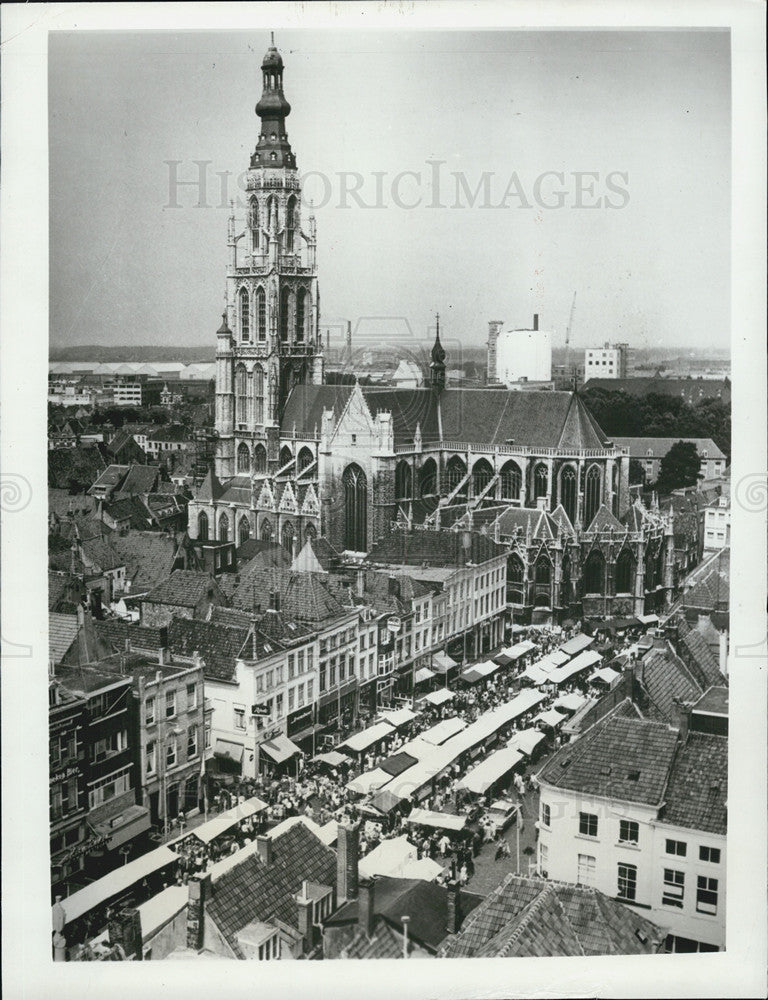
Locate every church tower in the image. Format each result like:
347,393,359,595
215,37,323,479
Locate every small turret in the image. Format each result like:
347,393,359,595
430,312,446,392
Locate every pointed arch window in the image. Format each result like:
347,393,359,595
500,461,522,501
249,197,259,251
239,287,250,342
256,287,266,341
235,365,248,426
472,459,494,500
237,442,251,474
395,460,412,500
296,288,307,342
281,520,295,554
445,456,467,499
298,447,314,474
254,443,267,475
343,464,368,552
260,518,273,542
304,522,317,543
197,511,209,542
584,551,605,594
419,458,437,498
584,465,602,528
238,516,251,546
285,196,297,253
280,288,291,341
533,463,548,501
218,513,230,542
507,554,525,603
615,549,634,594
559,466,577,524
254,366,265,424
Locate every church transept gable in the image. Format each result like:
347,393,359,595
278,481,298,514
301,483,320,516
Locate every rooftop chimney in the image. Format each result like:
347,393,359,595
533,313,539,331
255,834,272,865
401,915,410,959
336,819,360,903
296,880,314,953
356,568,365,600
674,699,691,743
269,590,281,613
388,575,400,599
358,877,376,937
186,874,211,952
445,879,462,934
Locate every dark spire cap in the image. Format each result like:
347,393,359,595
217,311,231,335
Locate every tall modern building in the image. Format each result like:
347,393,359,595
487,314,553,386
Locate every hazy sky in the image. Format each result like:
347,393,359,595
49,29,731,352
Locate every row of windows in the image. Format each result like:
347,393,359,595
88,765,131,809
146,727,198,773
569,813,722,864
238,285,310,343
145,683,197,725
572,856,719,914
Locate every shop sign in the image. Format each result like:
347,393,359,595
287,704,314,736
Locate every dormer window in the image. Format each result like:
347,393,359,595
270,133,276,142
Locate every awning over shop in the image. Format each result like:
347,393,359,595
421,688,455,707
380,751,419,777
214,739,244,764
60,844,179,925
414,666,436,684
547,649,602,685
339,721,396,754
367,787,404,816
457,748,524,795
290,723,326,744
346,768,391,796
493,653,513,667
260,734,302,765
554,692,589,713
432,650,458,673
589,666,621,687
507,728,546,757
180,795,268,846
559,633,595,657
474,660,501,678
420,716,467,745
407,808,466,832
380,707,419,729
92,804,151,850
312,750,348,768
503,639,537,661
534,707,567,729
460,666,484,684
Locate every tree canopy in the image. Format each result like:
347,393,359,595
655,440,703,494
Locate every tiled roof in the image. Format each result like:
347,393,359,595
342,918,404,959
194,467,224,502
537,714,679,806
676,619,725,687
103,495,154,529
219,549,293,599
143,570,223,608
117,464,162,496
236,539,291,565
693,686,728,716
440,876,665,958
229,568,346,625
167,617,250,682
366,529,505,569
90,464,128,491
612,437,726,461
679,548,730,613
93,618,168,652
48,489,97,520
48,571,82,613
108,531,183,594
208,606,255,629
639,647,704,724
661,733,727,835
49,613,79,664
586,503,626,533
79,537,125,572
326,877,483,953
147,424,190,443
207,822,336,959
218,477,252,506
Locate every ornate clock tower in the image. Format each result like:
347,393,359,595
215,38,323,479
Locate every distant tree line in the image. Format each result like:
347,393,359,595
580,388,731,461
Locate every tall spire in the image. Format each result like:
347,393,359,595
430,312,446,392
252,36,296,169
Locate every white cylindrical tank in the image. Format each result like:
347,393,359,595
496,325,552,384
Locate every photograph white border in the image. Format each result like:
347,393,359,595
1,2,765,998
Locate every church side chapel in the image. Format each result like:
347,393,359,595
188,39,676,623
